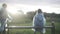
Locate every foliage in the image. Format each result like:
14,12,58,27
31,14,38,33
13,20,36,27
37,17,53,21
7,10,60,34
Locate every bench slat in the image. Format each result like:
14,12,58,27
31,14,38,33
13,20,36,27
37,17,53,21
5,26,53,29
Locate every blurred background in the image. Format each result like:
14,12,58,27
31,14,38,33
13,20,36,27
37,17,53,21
0,0,60,34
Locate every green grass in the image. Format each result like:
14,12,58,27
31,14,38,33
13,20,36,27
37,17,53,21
6,19,60,34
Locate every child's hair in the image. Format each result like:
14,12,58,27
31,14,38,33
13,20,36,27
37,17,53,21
38,9,42,13
2,3,7,7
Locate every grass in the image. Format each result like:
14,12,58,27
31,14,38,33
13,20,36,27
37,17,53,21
6,19,60,34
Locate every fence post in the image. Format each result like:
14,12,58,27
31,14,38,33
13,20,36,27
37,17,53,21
51,22,55,34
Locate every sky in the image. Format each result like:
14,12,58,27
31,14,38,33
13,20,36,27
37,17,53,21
0,0,60,14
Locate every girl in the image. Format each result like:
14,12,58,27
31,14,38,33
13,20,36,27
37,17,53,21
33,9,46,34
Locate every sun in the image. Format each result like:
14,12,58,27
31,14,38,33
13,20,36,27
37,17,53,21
7,9,17,14
7,5,18,14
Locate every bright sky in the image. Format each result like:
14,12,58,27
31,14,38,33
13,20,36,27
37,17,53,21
0,0,60,14
7,4,60,14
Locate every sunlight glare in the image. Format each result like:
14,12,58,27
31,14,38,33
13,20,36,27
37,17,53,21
6,4,60,14
7,5,18,14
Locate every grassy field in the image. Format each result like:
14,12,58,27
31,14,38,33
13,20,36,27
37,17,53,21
6,20,60,34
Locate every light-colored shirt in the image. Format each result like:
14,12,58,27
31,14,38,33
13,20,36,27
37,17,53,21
0,7,12,32
33,13,46,33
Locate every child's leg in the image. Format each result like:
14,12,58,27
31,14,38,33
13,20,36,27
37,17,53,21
2,30,6,34
40,28,46,34
0,32,2,34
40,32,45,34
40,32,43,34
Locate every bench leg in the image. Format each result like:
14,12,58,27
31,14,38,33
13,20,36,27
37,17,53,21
34,31,36,34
